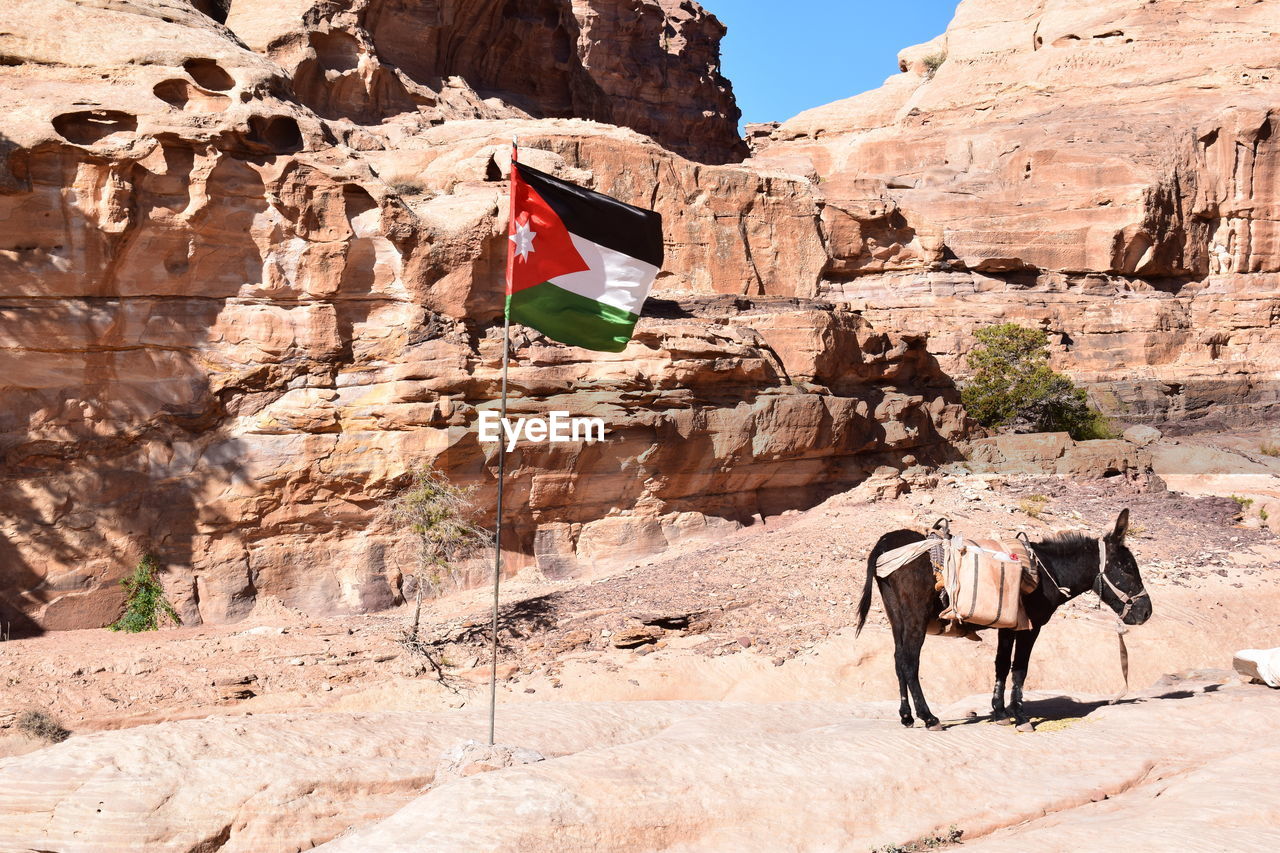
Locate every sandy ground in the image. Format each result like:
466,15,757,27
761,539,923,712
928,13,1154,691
1,441,1278,850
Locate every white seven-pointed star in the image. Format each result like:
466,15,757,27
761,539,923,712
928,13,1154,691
509,220,537,262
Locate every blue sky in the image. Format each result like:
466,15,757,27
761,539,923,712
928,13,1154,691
713,0,960,126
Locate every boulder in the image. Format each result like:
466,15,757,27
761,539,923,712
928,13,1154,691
966,434,1148,479
1123,425,1164,447
1056,440,1149,479
611,627,663,649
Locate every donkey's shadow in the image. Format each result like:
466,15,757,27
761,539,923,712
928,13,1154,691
940,681,1225,730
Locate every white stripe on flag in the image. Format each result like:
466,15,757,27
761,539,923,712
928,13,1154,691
547,234,659,316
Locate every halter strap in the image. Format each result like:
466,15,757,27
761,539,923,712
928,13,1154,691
1094,537,1150,622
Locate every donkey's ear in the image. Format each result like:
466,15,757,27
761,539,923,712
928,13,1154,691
1109,508,1130,541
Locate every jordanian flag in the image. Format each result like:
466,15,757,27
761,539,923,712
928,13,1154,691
506,160,663,353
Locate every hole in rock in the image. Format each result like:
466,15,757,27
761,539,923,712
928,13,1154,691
153,79,230,112
184,58,235,91
246,115,303,153
309,30,361,73
51,110,137,145
190,0,230,25
552,28,571,64
153,79,190,108
343,184,377,221
485,155,502,182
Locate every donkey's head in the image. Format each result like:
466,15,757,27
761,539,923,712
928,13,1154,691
1097,509,1152,625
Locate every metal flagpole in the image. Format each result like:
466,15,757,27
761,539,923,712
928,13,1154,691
488,137,517,746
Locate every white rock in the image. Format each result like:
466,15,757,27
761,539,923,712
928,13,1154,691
435,740,545,781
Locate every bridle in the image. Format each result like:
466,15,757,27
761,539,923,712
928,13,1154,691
1093,537,1150,622
1015,532,1150,621
1019,531,1147,702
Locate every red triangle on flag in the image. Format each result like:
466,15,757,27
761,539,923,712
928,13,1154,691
507,169,590,295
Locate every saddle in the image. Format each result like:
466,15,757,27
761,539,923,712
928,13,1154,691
927,521,1036,632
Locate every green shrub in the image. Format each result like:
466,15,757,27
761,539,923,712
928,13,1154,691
17,709,70,743
961,323,1112,440
109,555,181,633
1259,442,1280,457
390,463,492,649
922,52,947,78
392,465,491,597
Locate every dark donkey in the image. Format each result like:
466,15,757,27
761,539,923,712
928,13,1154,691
856,509,1152,731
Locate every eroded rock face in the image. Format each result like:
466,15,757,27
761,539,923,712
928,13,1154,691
0,1,962,631
223,0,747,164
753,0,1280,424
9,0,1280,632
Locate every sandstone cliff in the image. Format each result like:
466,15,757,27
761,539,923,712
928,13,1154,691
219,0,748,164
0,0,962,632
4,0,1279,633
753,0,1280,424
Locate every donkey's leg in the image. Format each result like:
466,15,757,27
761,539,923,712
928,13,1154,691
881,579,915,727
1009,626,1042,731
992,628,1015,721
901,627,942,727
892,643,914,727
902,623,940,730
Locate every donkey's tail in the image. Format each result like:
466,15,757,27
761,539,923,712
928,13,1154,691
855,544,877,637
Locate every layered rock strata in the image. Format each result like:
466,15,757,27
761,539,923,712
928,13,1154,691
0,1,960,631
753,0,1280,424
6,0,1280,631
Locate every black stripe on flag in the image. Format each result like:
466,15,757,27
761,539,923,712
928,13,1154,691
515,162,664,268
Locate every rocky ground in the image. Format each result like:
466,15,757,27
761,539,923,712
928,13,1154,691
1,435,1278,850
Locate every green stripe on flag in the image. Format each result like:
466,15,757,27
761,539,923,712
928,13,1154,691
507,281,640,353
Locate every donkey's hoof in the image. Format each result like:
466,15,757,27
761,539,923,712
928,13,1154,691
994,716,1015,726
1015,722,1036,733
926,723,944,732
900,719,915,728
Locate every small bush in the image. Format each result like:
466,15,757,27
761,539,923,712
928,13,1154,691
1230,494,1254,510
1259,442,1280,457
1019,494,1048,519
390,181,428,197
391,465,491,597
17,709,70,743
874,825,963,853
109,555,181,633
961,323,1111,441
922,52,947,78
1261,508,1270,522
1070,410,1121,440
